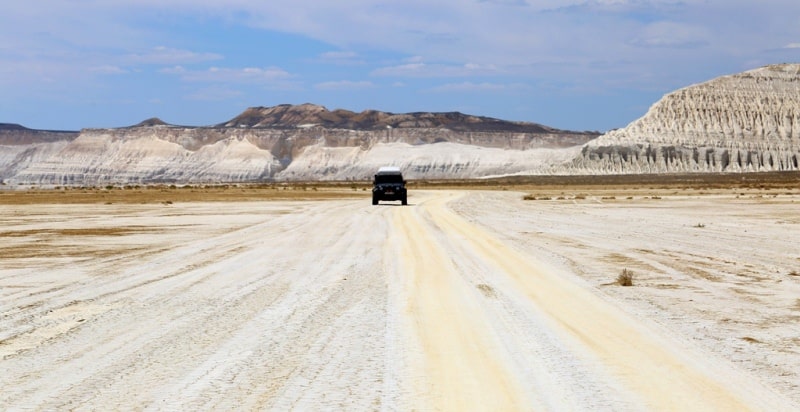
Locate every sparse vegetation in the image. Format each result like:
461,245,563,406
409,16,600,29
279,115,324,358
522,195,552,200
2,172,798,205
617,268,635,286
476,283,497,298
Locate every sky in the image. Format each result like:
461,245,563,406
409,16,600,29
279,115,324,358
1,1,799,132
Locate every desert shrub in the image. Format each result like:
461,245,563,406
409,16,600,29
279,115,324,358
617,268,635,286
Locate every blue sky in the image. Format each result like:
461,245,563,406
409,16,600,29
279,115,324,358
1,1,799,132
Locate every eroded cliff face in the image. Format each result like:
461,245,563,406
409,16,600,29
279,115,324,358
2,108,596,185
570,64,800,173
0,125,78,184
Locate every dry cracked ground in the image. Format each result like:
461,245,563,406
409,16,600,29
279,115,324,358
1,186,799,410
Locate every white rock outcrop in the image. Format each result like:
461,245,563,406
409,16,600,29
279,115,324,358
277,142,581,180
10,130,282,185
570,64,800,173
3,118,594,184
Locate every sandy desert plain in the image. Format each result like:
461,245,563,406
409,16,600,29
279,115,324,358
1,173,799,411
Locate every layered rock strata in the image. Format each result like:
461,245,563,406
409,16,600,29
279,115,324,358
2,107,596,185
0,124,78,184
571,64,800,173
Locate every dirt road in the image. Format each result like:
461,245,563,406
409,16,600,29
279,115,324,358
1,191,796,410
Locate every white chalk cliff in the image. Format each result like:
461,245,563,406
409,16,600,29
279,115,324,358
0,107,596,185
571,64,800,173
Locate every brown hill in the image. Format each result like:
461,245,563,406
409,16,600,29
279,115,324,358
130,118,170,128
0,123,79,145
218,103,582,133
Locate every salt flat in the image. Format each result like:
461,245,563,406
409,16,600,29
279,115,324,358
0,190,797,410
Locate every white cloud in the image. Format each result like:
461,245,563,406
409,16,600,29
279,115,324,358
372,61,501,78
372,63,427,77
784,43,800,49
167,66,294,85
127,46,223,65
89,65,128,75
314,80,374,91
429,82,521,93
320,51,357,59
317,50,364,65
159,66,187,74
477,0,529,6
629,21,709,49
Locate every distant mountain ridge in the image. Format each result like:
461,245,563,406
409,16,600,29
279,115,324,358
1,105,597,184
5,104,592,135
0,123,79,145
218,103,571,133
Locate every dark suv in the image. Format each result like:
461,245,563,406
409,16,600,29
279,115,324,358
372,166,407,205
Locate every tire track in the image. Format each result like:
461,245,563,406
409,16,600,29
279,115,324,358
417,191,790,411
390,194,529,411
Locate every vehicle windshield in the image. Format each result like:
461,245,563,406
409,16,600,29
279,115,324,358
375,174,403,184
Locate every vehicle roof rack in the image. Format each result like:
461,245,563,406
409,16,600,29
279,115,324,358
377,166,401,173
